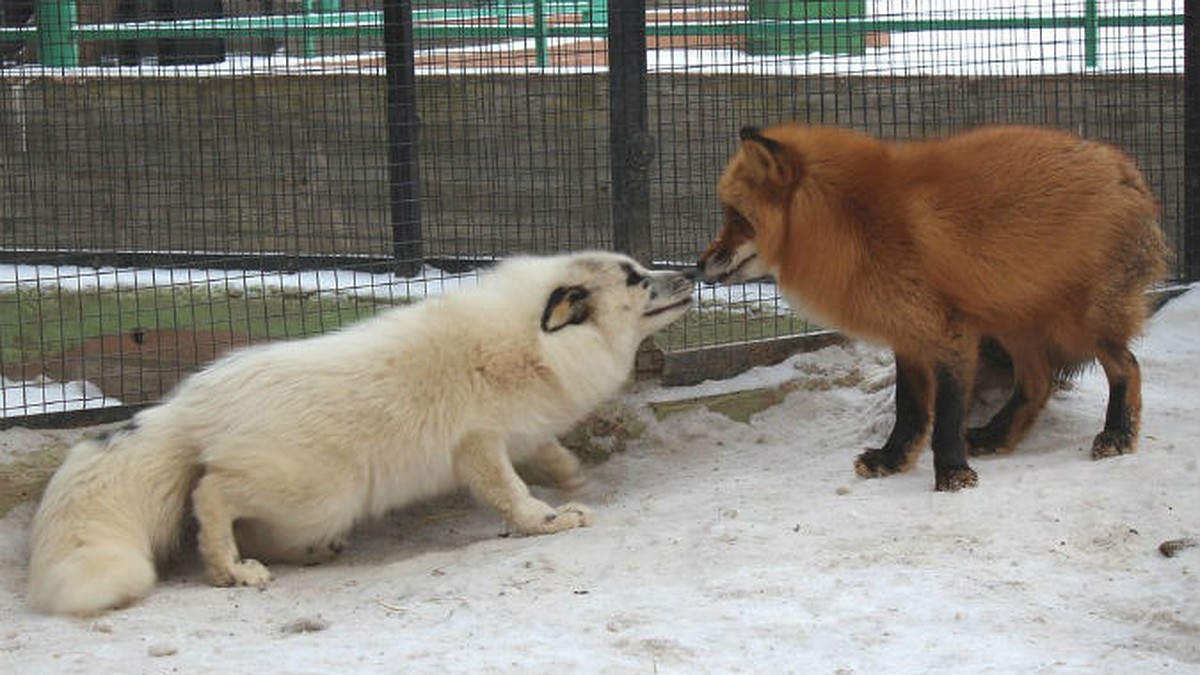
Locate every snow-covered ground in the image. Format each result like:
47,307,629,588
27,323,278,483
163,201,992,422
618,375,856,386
0,1,1193,667
0,286,1195,673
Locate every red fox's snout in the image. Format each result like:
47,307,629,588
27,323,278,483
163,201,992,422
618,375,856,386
696,211,764,284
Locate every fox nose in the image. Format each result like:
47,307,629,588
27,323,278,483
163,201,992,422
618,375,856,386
688,262,720,285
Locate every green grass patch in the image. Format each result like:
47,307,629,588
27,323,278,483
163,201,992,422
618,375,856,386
1,284,817,367
649,383,800,424
0,285,400,365
655,305,818,351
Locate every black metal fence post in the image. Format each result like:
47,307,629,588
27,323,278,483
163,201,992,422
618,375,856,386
384,0,423,276
155,0,226,65
608,0,653,264
1185,0,1199,281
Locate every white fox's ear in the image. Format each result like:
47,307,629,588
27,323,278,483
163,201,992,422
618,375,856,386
541,285,591,333
737,126,802,190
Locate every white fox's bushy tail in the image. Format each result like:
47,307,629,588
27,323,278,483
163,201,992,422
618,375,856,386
28,420,199,616
28,536,158,616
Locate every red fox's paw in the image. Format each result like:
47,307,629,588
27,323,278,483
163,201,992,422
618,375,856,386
1091,429,1137,459
854,448,909,478
934,465,979,492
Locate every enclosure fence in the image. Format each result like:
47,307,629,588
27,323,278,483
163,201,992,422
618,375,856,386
0,0,1195,425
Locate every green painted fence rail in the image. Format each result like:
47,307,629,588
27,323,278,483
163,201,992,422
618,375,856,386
0,2,1185,69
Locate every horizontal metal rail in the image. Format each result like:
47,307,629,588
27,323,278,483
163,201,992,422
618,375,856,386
0,12,1184,65
0,13,1185,41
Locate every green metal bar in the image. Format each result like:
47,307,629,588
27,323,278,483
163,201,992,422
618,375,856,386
1085,0,1099,67
585,0,607,26
303,0,316,57
51,14,1179,41
642,14,1186,37
74,12,383,40
0,12,1185,49
534,0,547,67
33,0,78,67
426,14,1185,41
303,0,342,58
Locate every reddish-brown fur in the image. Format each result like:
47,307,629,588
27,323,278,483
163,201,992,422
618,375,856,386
698,124,1169,491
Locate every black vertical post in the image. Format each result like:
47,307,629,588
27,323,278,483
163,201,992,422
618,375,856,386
608,0,653,264
1185,0,1199,281
156,0,225,65
384,0,423,276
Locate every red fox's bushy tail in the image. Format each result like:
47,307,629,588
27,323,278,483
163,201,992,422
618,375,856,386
28,417,200,616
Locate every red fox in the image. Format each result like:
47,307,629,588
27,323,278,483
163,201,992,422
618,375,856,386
697,124,1169,491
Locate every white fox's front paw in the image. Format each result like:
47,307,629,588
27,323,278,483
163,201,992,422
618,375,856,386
510,500,593,534
210,558,273,588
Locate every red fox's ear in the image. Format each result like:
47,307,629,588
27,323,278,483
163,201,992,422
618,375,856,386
737,126,802,190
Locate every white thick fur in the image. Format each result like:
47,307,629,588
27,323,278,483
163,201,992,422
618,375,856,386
28,251,693,616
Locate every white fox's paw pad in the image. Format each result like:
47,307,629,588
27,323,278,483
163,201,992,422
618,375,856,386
301,539,347,566
548,502,593,531
228,558,273,587
512,501,593,535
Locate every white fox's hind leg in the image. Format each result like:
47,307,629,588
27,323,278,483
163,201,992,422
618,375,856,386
530,439,587,496
235,520,347,566
192,473,272,587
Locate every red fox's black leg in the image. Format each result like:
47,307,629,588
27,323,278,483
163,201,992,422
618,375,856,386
931,363,979,491
966,388,1025,454
1091,345,1142,458
968,339,1054,455
855,353,931,478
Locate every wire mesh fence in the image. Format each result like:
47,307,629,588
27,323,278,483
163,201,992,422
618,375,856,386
0,0,1193,423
